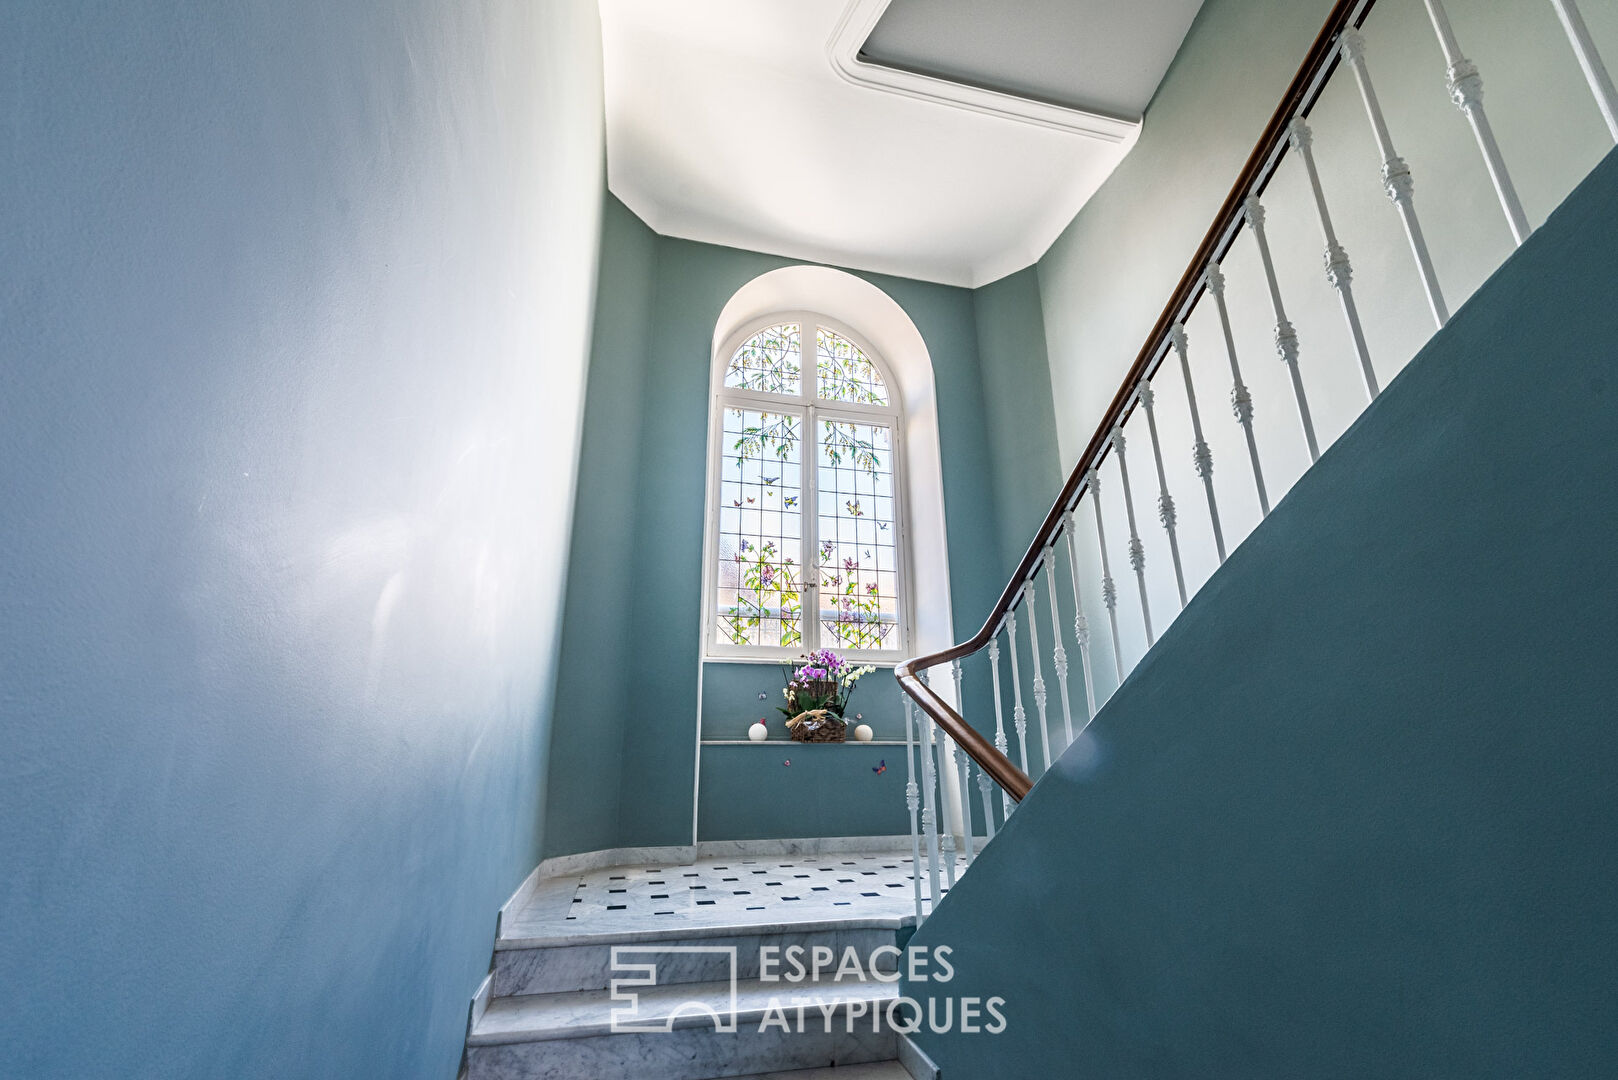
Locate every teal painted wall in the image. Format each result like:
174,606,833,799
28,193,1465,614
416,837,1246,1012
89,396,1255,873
543,197,658,858
543,219,1058,854
910,147,1618,1078
972,266,1062,584
0,2,605,1078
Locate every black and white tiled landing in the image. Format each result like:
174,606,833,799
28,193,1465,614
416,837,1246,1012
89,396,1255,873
464,846,949,1079
500,848,963,945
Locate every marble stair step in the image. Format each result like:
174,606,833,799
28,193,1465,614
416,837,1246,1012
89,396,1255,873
472,975,900,1044
493,922,905,996
714,1062,912,1080
466,976,901,1080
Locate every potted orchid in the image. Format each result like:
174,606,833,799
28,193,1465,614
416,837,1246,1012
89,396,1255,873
779,650,876,742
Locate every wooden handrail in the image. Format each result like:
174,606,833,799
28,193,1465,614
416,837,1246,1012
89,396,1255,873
897,0,1375,803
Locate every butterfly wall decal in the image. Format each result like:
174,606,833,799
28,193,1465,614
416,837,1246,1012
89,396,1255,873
845,500,863,517
877,521,889,531
872,760,886,775
784,495,798,508
732,499,742,507
761,475,779,485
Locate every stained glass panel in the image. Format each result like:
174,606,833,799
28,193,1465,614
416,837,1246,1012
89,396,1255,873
816,418,899,650
725,323,801,395
816,328,889,406
715,407,804,649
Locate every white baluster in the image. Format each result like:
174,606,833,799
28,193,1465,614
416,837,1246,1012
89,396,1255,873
1288,118,1379,401
1420,0,1531,243
1340,30,1450,328
1552,0,1618,142
1042,553,1077,750
1087,470,1126,683
987,638,1014,819
934,726,958,889
1206,262,1271,516
902,694,927,921
909,695,942,911
1168,323,1227,563
1061,510,1100,726
951,660,975,866
1005,614,1031,780
919,670,956,890
1021,583,1054,772
976,769,997,842
1244,197,1321,464
1112,432,1155,644
1136,383,1187,605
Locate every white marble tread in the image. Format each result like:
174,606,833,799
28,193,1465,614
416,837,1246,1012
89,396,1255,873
498,847,961,948
470,976,901,1045
712,1062,911,1080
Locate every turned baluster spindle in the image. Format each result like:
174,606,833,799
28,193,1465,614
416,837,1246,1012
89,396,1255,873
1042,552,1077,750
902,695,929,919
1061,510,1100,725
1021,583,1054,772
1287,118,1379,400
1206,262,1271,516
1168,322,1227,563
976,768,997,842
1005,613,1032,778
920,670,957,889
951,660,976,865
987,637,1015,818
1087,470,1126,683
1136,383,1187,606
1340,30,1450,328
909,695,942,910
1112,432,1155,645
1421,0,1531,244
1245,197,1321,463
1551,0,1618,142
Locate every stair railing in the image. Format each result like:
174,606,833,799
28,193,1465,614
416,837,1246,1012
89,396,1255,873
897,0,1617,910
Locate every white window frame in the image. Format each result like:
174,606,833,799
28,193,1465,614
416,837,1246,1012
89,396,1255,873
701,310,913,663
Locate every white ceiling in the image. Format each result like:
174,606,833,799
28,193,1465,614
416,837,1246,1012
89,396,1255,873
600,0,1203,288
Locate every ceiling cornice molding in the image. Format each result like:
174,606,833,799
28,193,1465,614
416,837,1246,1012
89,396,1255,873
826,0,1142,141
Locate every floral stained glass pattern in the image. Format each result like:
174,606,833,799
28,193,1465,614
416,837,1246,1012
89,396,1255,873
816,328,888,406
816,419,899,650
716,407,803,648
725,324,801,395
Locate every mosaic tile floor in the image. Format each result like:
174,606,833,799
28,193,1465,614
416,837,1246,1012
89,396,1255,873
502,848,967,941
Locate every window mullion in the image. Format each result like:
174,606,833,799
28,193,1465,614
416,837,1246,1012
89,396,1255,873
802,403,818,653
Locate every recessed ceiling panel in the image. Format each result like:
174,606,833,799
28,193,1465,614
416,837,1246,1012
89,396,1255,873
860,0,1205,118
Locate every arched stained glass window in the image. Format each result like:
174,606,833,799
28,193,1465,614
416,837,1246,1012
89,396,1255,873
706,314,908,659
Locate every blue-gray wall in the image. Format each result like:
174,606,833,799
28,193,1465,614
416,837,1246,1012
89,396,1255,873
972,266,1062,584
543,216,1060,855
909,147,1618,1078
0,3,605,1077
543,196,658,857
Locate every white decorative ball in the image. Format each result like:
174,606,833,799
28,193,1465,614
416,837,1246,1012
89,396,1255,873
853,723,874,743
748,722,768,742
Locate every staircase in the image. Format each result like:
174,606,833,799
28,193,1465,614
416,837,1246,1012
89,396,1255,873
461,848,946,1080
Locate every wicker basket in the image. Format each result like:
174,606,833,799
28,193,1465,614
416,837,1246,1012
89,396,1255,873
787,708,847,743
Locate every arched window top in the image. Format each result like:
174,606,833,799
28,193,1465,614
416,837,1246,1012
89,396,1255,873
816,327,889,406
719,316,892,410
724,322,801,395
706,312,908,659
